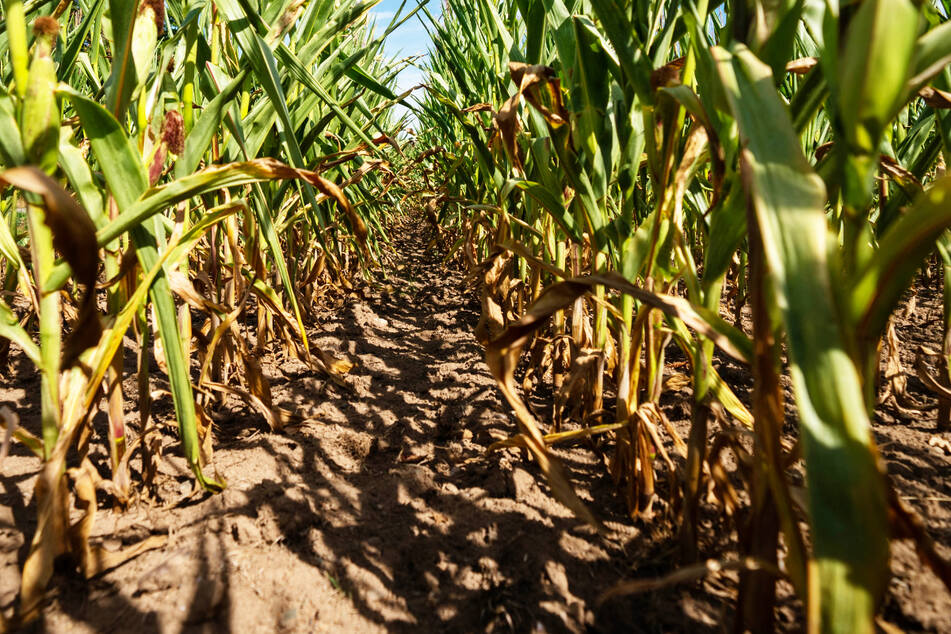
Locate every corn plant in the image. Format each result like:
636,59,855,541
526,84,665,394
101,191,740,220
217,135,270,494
0,0,416,624
412,0,951,631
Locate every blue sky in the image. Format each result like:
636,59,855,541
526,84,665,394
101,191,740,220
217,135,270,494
369,0,437,96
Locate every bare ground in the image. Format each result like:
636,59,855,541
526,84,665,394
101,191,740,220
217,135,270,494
1,220,949,632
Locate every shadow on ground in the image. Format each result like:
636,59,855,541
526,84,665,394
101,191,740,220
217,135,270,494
11,221,948,632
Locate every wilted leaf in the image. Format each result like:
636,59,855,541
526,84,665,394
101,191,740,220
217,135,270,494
0,167,101,366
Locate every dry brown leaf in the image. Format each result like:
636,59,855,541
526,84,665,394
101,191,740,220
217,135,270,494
232,158,368,255
462,102,494,113
663,371,692,392
474,251,512,344
0,167,102,367
920,85,951,109
371,133,403,155
309,172,368,255
315,348,354,374
96,247,139,289
484,273,752,525
880,154,924,194
167,270,229,314
650,56,686,90
19,443,71,618
915,346,951,401
512,63,568,128
194,403,216,468
197,291,248,386
785,57,818,75
201,381,306,432
340,159,392,190
494,62,566,172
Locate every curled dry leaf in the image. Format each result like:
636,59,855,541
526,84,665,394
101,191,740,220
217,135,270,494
237,158,368,255
510,62,568,127
814,141,834,161
785,57,818,75
880,154,924,195
553,350,601,426
919,85,951,109
812,146,924,197
242,277,353,386
96,247,139,289
649,56,686,91
915,346,951,401
372,133,403,156
19,455,70,618
495,62,567,172
341,159,392,190
19,397,92,619
201,381,306,432
462,102,494,113
68,459,166,579
310,171,369,255
878,320,925,417
488,421,629,452
583,273,752,363
474,250,512,345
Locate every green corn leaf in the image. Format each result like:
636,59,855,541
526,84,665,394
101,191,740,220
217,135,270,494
511,179,580,243
58,0,106,81
908,19,951,91
0,297,40,365
45,157,342,291
3,0,29,98
21,26,60,175
852,176,951,341
0,204,24,268
59,87,147,210
177,69,249,178
103,0,140,117
587,0,653,101
58,129,105,226
131,217,224,490
701,181,747,290
81,203,244,416
714,44,889,634
0,88,25,166
837,0,918,154
63,84,221,491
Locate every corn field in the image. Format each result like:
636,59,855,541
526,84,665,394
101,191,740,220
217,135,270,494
0,0,950,631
